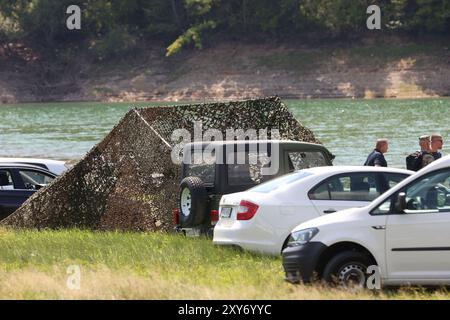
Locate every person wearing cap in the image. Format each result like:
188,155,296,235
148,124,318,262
431,134,444,160
364,138,388,167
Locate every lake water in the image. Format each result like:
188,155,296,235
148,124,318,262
0,99,448,168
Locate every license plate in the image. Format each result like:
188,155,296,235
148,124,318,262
220,207,232,218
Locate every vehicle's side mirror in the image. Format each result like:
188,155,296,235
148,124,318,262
395,192,407,213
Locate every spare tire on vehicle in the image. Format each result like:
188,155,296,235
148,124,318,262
178,177,209,227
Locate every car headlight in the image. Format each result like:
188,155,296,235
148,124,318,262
287,228,319,247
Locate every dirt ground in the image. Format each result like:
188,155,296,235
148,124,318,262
0,36,449,103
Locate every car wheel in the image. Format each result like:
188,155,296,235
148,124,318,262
178,177,209,227
322,251,373,288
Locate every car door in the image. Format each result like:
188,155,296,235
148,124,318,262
386,168,450,281
309,172,381,215
0,169,34,220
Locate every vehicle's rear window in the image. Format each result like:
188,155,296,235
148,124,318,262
227,151,271,186
249,171,313,193
184,163,215,184
287,151,328,171
184,150,216,184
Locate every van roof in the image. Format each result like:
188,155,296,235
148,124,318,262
301,165,414,176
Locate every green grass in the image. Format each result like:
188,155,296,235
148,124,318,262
0,228,280,287
0,228,449,299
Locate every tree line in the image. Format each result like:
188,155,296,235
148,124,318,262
0,0,448,59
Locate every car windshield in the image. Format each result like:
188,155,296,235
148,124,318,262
249,171,313,193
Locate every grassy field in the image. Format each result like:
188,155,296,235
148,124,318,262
0,228,449,300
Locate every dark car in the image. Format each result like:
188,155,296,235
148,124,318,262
0,163,56,220
174,140,334,236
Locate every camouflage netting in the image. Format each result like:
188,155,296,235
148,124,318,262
1,96,319,231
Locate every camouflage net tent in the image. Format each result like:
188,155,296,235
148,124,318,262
1,97,319,231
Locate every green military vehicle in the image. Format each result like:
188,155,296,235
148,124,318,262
173,140,334,236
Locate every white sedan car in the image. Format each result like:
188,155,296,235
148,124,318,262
213,166,413,255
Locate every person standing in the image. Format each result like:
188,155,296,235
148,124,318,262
431,134,444,160
364,138,388,167
406,135,433,171
419,135,431,153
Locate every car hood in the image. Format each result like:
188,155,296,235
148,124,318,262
291,206,367,232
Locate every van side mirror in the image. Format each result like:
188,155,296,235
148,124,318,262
395,192,407,213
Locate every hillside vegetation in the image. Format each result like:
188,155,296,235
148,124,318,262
0,1,449,102
1,1,449,58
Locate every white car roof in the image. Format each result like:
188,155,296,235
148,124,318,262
0,157,65,165
247,165,413,196
301,166,413,176
0,158,66,175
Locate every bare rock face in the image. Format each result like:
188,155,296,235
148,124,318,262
1,97,319,231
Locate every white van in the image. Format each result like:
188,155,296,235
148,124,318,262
283,155,450,287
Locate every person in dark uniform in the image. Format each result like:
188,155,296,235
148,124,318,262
431,134,443,160
418,135,434,169
364,138,388,167
419,135,431,153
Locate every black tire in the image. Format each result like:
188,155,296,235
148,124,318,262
322,251,373,287
178,177,209,227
